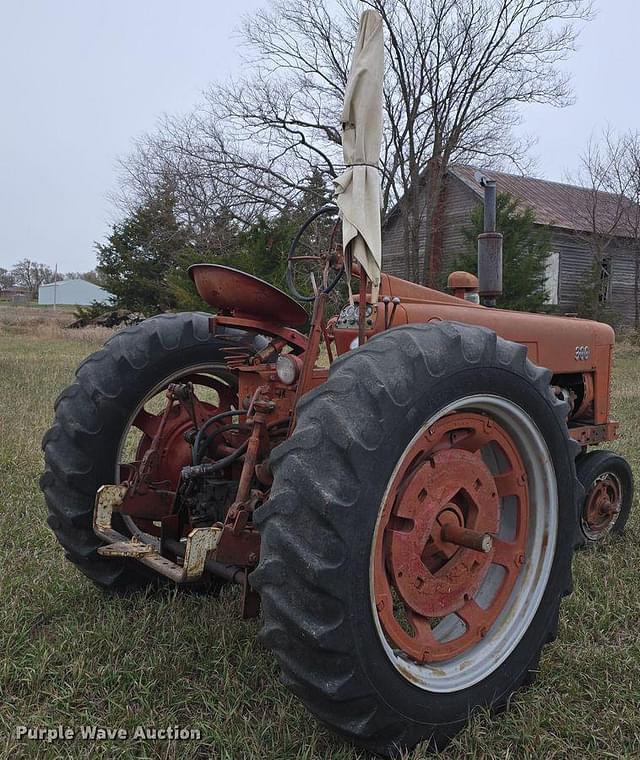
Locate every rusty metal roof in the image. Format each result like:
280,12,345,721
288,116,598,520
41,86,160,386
450,164,639,237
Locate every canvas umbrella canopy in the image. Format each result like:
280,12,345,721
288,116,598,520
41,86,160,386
334,9,384,302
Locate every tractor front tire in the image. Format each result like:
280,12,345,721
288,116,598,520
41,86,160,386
253,322,580,756
41,312,259,590
576,449,634,545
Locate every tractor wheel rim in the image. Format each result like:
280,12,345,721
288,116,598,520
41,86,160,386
370,394,558,693
581,471,622,540
115,362,237,543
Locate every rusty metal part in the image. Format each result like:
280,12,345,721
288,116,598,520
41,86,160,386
182,527,224,580
190,264,308,326
447,271,479,291
163,537,244,584
551,384,576,417
210,314,308,355
358,270,368,347
388,296,401,327
478,231,503,301
120,384,221,527
133,386,180,490
447,271,479,301
289,291,327,432
373,412,529,664
241,569,261,619
208,391,275,568
582,472,622,538
94,484,129,539
383,295,391,328
98,539,156,558
236,367,297,422
574,372,595,419
325,315,338,340
569,422,618,446
251,337,287,366
440,524,493,553
94,485,222,582
233,398,273,517
215,527,261,566
320,320,335,364
478,178,502,301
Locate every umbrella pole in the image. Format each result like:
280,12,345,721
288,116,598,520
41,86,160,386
358,268,368,347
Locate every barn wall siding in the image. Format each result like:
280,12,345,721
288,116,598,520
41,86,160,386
441,178,482,272
381,174,481,281
552,230,638,323
609,247,638,323
381,213,409,278
551,231,592,310
381,171,640,325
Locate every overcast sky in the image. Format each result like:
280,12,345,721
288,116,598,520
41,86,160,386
1,0,639,273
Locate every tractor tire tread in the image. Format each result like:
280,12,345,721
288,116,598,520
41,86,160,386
253,321,579,755
41,312,248,589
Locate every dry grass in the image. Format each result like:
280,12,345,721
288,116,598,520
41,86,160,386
0,304,116,343
0,325,638,759
0,303,75,327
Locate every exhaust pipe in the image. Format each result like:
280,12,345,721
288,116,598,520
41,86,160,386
477,177,503,307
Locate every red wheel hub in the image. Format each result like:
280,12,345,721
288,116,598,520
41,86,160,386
583,473,621,536
134,405,205,489
119,394,222,529
373,412,529,663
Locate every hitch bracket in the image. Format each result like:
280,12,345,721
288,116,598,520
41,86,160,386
93,484,221,582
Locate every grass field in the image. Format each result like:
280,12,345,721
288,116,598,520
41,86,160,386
1,306,639,759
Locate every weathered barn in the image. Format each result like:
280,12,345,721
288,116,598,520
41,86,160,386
38,278,113,306
382,164,640,324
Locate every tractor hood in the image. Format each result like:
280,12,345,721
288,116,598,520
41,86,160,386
335,272,615,381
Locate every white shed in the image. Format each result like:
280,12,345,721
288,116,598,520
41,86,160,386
38,279,113,306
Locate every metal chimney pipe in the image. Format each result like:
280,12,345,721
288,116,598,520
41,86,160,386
477,178,503,306
483,181,497,233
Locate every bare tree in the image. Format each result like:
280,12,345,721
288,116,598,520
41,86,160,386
0,267,15,291
572,129,640,325
122,0,592,283
119,123,270,256
10,259,56,299
621,133,640,329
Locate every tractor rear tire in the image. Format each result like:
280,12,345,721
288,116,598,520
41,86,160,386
253,322,581,756
41,312,261,590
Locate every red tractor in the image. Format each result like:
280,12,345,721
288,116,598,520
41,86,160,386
42,198,633,754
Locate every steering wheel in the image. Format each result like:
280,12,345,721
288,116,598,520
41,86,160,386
286,205,345,302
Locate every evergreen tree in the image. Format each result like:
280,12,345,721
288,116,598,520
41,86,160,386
167,170,333,309
97,184,192,314
575,258,621,327
98,171,335,314
449,193,552,312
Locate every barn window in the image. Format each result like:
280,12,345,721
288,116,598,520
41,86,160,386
599,257,612,303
